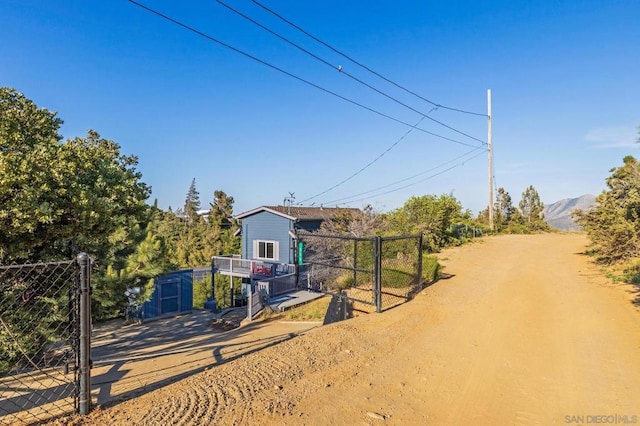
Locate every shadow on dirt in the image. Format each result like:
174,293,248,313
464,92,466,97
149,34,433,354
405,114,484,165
89,310,306,409
207,308,247,332
631,284,640,307
322,293,352,325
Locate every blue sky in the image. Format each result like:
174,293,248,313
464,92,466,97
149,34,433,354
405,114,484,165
1,0,639,215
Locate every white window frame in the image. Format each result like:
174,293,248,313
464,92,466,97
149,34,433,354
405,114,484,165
253,240,279,261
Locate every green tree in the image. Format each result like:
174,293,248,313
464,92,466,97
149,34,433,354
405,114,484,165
209,190,235,227
386,194,467,251
575,155,640,262
494,187,515,232
93,229,176,320
519,185,544,224
122,230,176,301
0,88,150,262
201,190,240,260
1,88,155,359
184,178,201,226
148,188,241,268
518,185,550,232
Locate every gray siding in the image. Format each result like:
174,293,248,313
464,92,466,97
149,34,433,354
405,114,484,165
241,211,293,263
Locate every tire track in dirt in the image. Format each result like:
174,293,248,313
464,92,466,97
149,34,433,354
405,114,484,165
128,331,359,426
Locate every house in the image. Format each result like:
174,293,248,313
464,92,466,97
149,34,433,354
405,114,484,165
210,205,360,314
235,205,360,264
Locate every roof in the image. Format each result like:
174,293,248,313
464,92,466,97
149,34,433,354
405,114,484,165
235,205,361,221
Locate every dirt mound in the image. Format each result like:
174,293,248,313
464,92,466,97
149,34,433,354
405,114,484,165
207,308,247,332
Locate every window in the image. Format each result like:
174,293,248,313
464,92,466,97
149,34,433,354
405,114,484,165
253,240,279,261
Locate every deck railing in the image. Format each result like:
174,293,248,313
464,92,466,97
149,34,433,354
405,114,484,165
211,256,295,278
256,273,298,298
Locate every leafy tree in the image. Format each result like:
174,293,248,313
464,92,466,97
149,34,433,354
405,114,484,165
148,188,241,269
575,155,640,262
518,185,550,232
0,88,150,262
122,230,176,300
209,190,235,228
386,194,468,251
519,185,544,224
92,229,176,320
1,88,154,358
478,186,550,234
149,207,182,259
203,190,239,258
494,187,516,231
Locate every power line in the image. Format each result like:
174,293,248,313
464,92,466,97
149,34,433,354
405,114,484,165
250,0,488,118
128,0,481,148
327,150,486,206
320,148,487,206
300,116,426,204
217,0,486,145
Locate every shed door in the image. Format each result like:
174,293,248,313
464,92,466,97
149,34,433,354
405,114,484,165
159,279,180,314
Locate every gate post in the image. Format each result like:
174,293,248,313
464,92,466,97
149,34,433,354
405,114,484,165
353,239,358,289
417,234,423,286
77,253,92,415
374,236,382,313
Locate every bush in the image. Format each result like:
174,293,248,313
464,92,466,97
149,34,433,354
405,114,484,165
623,260,640,285
193,274,242,310
192,276,211,309
422,255,441,282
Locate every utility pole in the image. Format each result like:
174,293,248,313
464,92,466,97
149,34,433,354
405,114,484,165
487,89,494,231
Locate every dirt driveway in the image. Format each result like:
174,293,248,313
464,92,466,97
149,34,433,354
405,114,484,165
72,233,640,425
90,310,321,406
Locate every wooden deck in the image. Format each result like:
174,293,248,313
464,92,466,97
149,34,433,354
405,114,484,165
267,290,325,312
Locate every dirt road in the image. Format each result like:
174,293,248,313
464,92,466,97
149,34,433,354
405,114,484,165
75,233,640,425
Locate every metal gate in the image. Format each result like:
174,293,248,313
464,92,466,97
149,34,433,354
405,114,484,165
0,254,92,425
297,233,423,313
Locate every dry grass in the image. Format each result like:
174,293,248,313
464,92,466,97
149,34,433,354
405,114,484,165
260,296,332,322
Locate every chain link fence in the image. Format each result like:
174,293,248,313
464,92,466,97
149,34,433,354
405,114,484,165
378,235,424,311
0,255,92,425
297,233,423,313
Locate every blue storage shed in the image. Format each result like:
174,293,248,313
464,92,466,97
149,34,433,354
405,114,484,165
137,269,193,321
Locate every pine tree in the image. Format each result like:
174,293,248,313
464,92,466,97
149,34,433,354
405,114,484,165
209,190,235,228
123,230,176,302
576,155,640,262
519,185,544,224
184,178,201,226
494,188,515,231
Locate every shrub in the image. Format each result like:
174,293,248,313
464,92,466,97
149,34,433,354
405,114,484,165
422,255,441,282
623,260,640,285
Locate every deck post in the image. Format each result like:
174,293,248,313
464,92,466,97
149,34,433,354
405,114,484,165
212,269,216,302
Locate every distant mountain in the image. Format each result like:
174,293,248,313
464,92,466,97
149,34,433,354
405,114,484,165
544,195,597,231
